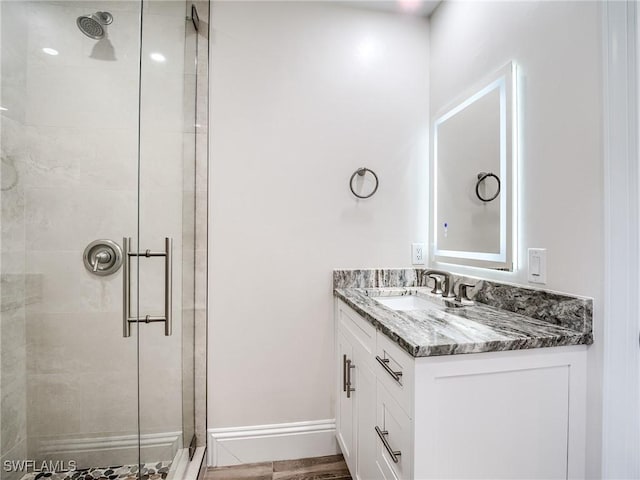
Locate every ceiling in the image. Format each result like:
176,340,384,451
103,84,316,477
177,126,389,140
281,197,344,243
338,0,441,17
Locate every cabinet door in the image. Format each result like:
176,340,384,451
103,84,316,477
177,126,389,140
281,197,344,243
355,349,381,480
417,358,572,479
337,330,356,474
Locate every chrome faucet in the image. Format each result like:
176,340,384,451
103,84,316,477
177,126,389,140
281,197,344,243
421,269,455,298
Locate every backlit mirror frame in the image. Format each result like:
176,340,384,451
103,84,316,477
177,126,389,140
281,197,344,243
430,62,518,271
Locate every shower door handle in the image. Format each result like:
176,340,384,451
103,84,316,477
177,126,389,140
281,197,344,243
122,237,172,337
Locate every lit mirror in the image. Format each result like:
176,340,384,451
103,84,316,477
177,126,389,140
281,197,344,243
431,62,517,271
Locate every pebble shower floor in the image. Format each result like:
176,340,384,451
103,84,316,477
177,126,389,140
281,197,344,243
20,462,172,480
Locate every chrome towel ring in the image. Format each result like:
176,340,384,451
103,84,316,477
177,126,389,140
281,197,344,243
350,167,379,199
476,172,500,202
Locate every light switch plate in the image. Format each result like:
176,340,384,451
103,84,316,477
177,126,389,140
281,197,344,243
412,243,426,265
528,248,547,284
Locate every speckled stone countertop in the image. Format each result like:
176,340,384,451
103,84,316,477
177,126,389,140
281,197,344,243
334,269,593,358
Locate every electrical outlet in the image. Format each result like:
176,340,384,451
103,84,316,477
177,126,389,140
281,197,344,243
412,243,425,265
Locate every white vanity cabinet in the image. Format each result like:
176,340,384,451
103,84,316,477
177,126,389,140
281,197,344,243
335,299,587,480
335,297,379,479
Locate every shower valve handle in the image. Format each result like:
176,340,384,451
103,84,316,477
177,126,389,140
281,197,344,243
83,239,122,276
92,250,112,272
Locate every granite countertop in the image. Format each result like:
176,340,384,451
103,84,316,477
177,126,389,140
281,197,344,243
334,286,593,357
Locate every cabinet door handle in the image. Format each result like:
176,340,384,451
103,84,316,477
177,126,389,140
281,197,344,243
346,358,356,398
376,355,403,383
375,426,401,463
342,354,347,392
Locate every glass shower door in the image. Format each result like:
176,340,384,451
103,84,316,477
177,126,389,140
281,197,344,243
0,0,144,475
134,0,198,475
1,0,199,476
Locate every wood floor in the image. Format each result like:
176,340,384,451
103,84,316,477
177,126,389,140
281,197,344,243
205,454,351,480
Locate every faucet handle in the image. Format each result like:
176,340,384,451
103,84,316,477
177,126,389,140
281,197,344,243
456,283,475,303
428,274,444,295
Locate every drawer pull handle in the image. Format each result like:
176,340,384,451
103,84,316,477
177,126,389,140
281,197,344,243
376,355,403,383
375,426,401,463
346,358,356,398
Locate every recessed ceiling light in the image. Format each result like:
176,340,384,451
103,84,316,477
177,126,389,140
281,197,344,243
42,47,59,56
150,52,166,63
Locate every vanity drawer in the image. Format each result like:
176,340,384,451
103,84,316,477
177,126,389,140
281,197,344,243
337,300,376,358
375,381,413,480
375,331,414,418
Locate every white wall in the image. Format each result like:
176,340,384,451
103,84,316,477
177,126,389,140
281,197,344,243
429,2,603,477
209,0,429,430
209,1,604,471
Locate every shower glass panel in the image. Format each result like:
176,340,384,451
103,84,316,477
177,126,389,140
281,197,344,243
0,0,199,478
137,0,197,470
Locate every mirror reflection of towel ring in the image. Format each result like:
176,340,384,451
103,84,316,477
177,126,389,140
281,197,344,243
475,172,500,202
350,167,379,199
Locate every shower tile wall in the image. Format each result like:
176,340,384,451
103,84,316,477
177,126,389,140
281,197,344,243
1,2,31,478
1,0,202,469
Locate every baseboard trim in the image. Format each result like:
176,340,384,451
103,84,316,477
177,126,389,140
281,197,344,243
207,419,338,467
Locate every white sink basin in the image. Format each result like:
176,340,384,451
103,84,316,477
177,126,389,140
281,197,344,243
374,295,437,311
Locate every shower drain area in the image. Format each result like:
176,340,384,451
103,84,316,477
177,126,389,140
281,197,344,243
19,462,172,480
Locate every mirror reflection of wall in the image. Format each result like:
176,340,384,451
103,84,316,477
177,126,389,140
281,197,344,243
432,63,515,270
436,82,501,253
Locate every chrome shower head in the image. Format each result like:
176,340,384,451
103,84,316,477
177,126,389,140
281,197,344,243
76,11,113,40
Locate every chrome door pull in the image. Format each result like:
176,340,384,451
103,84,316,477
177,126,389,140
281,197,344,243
346,358,355,398
375,426,401,463
122,237,172,337
164,237,172,336
342,354,347,392
376,355,403,383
